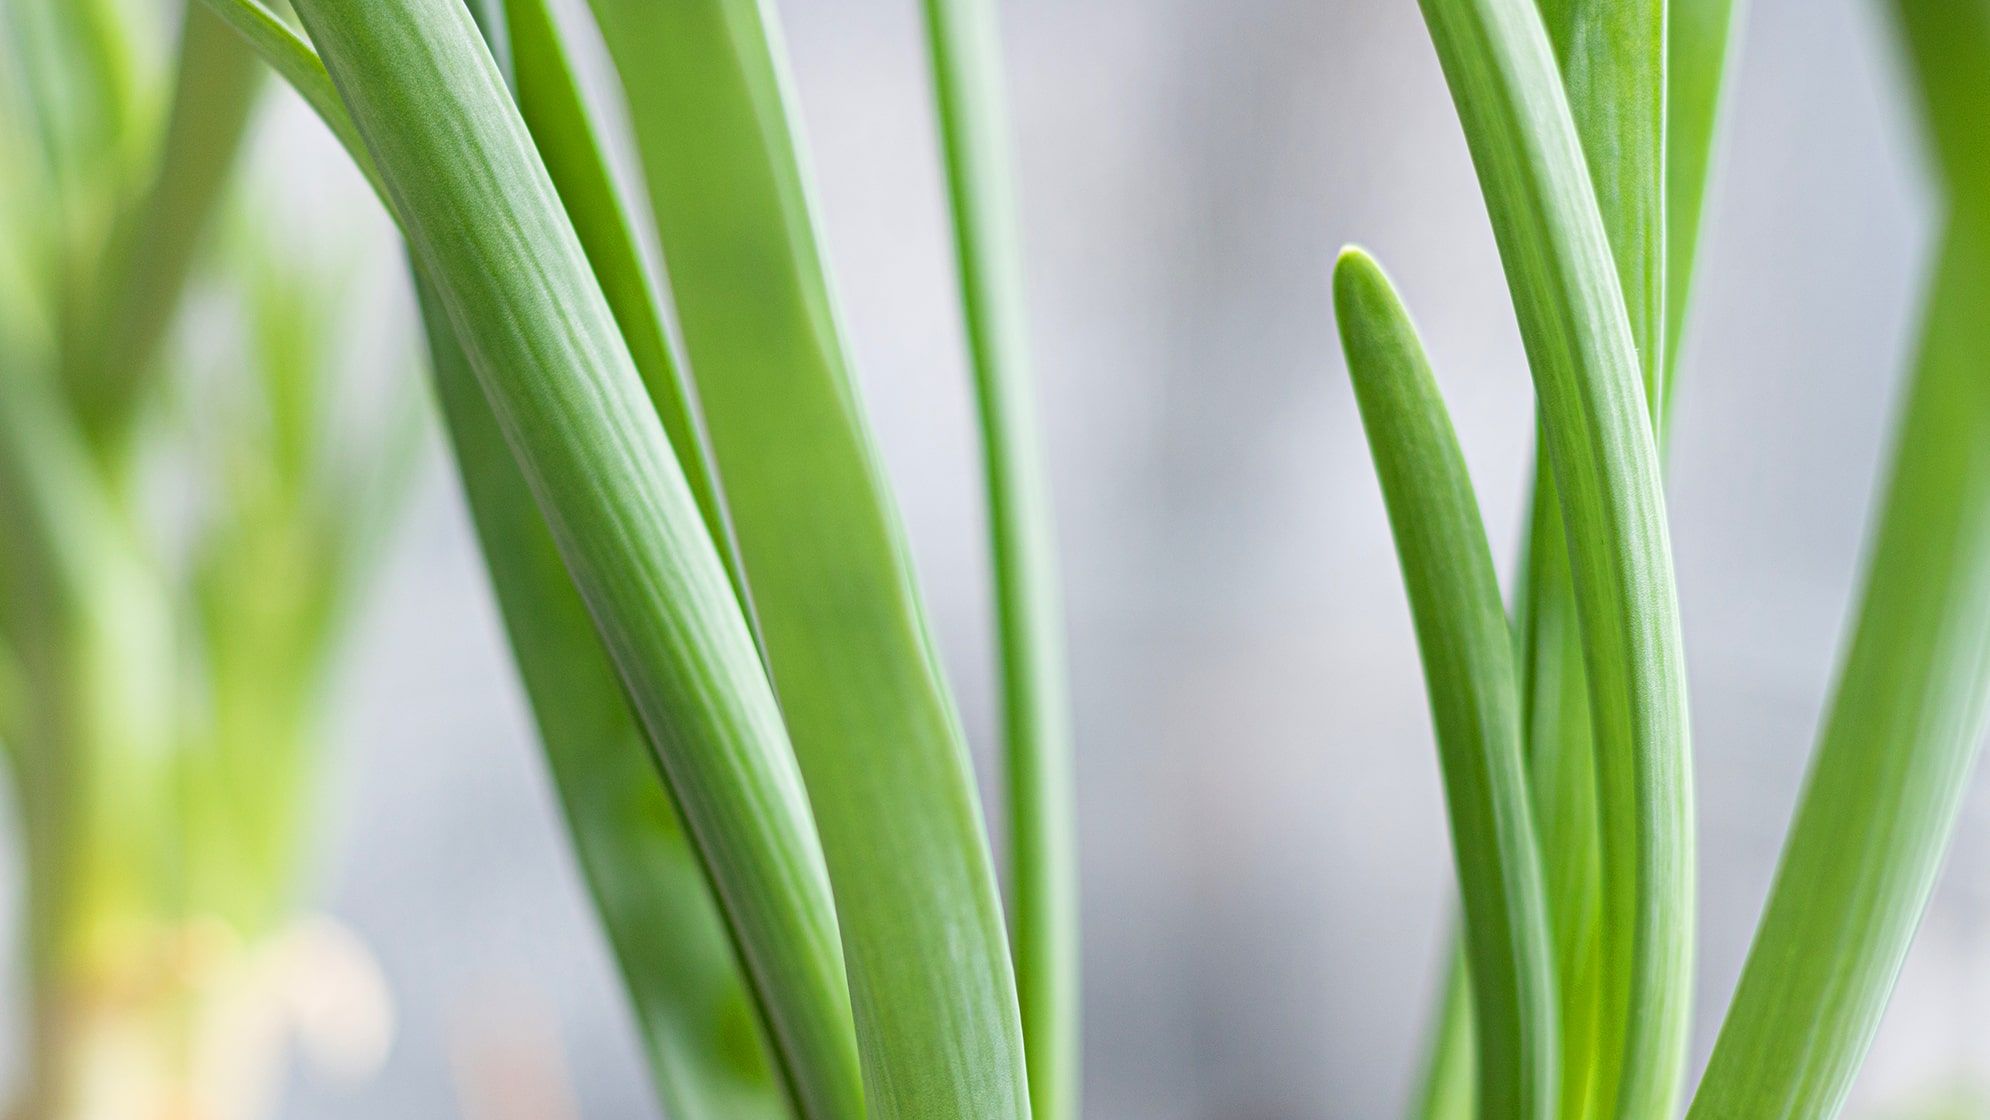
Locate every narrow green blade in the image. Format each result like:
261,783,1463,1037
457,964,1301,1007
500,0,742,600
423,8,784,1115
285,4,864,1117
1337,247,1558,1120
1535,0,1665,420
917,3,1077,1118
187,10,799,1109
1685,217,1990,1120
1410,0,1737,1092
192,0,380,199
1513,458,1604,1120
585,2,1031,1116
417,275,789,1120
1412,5,1695,1120
1504,5,1734,1117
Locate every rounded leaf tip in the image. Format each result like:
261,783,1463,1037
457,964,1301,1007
1332,244,1396,333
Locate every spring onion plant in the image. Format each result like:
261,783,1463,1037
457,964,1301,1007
19,0,1986,1115
187,0,1076,1117
1336,2,1990,1120
0,3,410,1116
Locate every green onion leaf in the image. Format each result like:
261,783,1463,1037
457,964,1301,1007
1513,457,1604,1120
285,3,864,1116
500,0,744,604
1411,3,1695,1118
1685,7,1990,1111
73,2,261,444
192,0,381,200
1535,0,1665,420
1685,216,1990,1120
1337,247,1558,1120
918,2,1078,1117
584,3,1032,1117
1890,1,1990,218
1411,947,1475,1120
417,275,791,1120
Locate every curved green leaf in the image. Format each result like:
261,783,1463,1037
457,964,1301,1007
1337,247,1558,1120
1433,1,1737,1108
584,2,1031,1116
500,0,743,601
918,2,1077,1117
1514,457,1604,1120
192,0,380,199
1411,3,1695,1119
1685,216,1990,1120
284,3,864,1117
1686,8,1990,1112
418,275,789,1120
1538,0,1665,421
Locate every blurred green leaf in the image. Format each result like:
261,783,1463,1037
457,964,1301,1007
1891,0,1990,213
192,0,381,199
70,2,261,445
1685,7,1990,1111
585,1,1031,1116
1686,215,1990,1120
1412,947,1475,1120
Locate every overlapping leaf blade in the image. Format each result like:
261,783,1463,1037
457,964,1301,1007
419,276,790,1120
191,0,378,196
283,3,864,1117
583,2,1031,1116
1538,0,1665,414
431,4,801,1114
1517,4,1670,1116
500,0,742,596
1410,4,1695,1120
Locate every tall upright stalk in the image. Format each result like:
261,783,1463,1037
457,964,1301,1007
919,3,1079,1118
584,2,1033,1114
1413,2,1695,1117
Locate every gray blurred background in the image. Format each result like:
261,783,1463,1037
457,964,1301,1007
230,0,1989,1114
